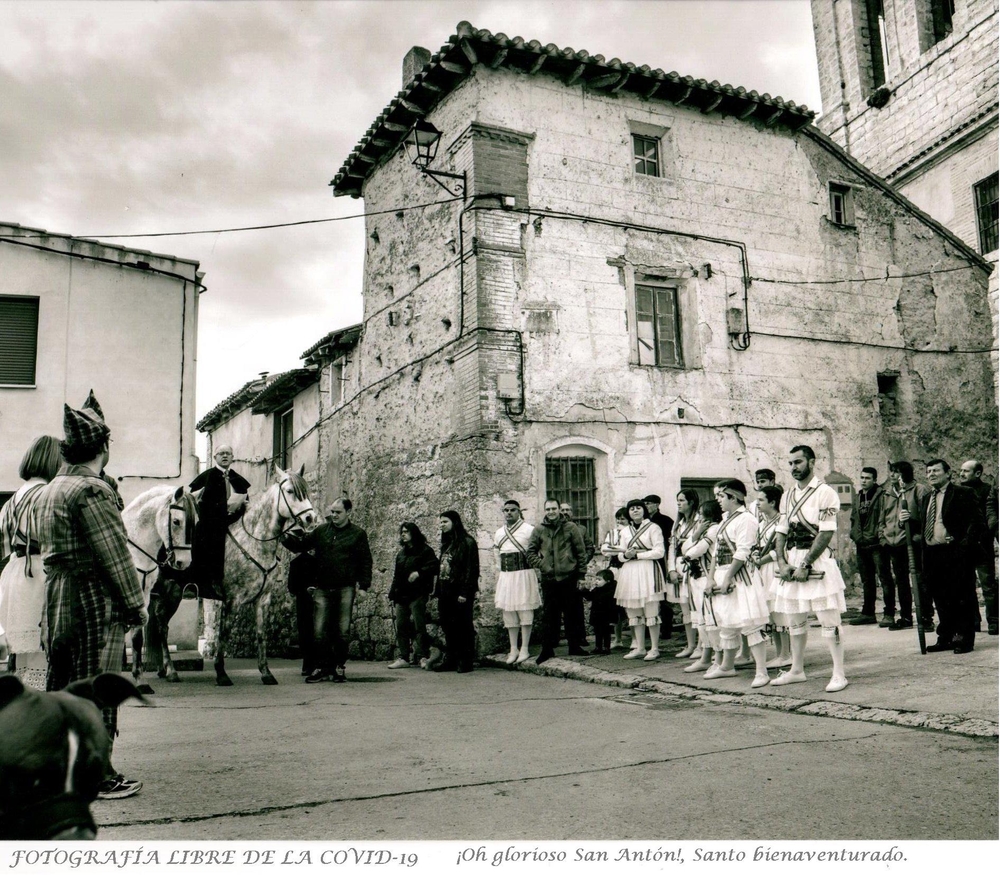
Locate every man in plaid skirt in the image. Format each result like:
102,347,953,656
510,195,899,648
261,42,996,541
33,391,148,799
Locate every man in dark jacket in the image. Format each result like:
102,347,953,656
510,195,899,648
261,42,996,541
559,502,594,650
916,460,987,653
848,467,888,626
281,498,372,682
527,498,588,663
959,460,997,635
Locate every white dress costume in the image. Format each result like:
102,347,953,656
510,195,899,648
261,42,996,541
773,477,847,615
704,508,770,643
493,521,541,613
0,479,48,682
666,516,698,616
753,512,783,616
683,522,717,635
614,520,665,610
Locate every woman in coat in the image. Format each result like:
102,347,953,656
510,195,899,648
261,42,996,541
436,510,479,673
388,522,438,669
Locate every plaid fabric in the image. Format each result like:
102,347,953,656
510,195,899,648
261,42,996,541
34,466,144,690
82,389,105,420
62,403,110,449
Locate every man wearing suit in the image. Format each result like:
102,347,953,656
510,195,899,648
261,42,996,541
912,459,987,654
959,460,998,636
189,445,251,592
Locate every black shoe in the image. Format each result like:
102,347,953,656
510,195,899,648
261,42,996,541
536,649,555,665
878,615,895,628
333,665,346,683
988,625,998,636
567,647,590,656
952,637,974,654
456,664,474,674
301,665,313,677
974,622,982,633
305,669,334,683
433,661,457,673
926,640,954,653
847,614,878,626
890,617,913,630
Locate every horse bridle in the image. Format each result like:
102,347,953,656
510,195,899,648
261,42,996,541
127,498,196,588
239,474,314,543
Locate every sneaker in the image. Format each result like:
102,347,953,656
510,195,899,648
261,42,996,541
877,616,895,628
387,658,410,669
333,666,346,683
847,614,877,626
97,775,142,800
305,669,335,683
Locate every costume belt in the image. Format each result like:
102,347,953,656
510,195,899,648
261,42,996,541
13,544,41,558
785,523,815,551
716,542,734,567
500,552,530,573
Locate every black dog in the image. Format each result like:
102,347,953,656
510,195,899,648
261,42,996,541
0,673,147,840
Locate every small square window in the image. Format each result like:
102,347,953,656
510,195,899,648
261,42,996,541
829,182,855,226
974,172,999,254
632,134,659,177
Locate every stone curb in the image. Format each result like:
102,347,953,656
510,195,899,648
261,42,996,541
483,653,999,740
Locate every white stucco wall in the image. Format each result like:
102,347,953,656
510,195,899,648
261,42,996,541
0,228,200,504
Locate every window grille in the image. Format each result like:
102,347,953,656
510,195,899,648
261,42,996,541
545,456,598,545
975,173,999,254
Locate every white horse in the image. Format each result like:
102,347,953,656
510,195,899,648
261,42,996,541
122,486,200,686
146,467,316,686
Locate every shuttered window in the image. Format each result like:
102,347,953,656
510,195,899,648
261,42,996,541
975,173,999,254
545,456,598,545
273,404,294,470
0,296,39,385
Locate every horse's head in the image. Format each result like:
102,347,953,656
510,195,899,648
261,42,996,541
158,486,199,570
274,466,316,530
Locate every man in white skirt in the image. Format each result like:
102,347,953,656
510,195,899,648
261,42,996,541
773,445,849,692
494,500,541,664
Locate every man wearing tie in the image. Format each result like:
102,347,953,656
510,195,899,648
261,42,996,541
913,459,986,654
189,445,251,592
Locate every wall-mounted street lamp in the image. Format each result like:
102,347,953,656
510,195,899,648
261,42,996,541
404,119,466,198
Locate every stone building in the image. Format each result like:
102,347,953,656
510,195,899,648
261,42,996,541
810,0,999,367
321,22,995,655
0,223,202,506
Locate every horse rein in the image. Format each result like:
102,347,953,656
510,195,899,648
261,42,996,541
238,475,314,543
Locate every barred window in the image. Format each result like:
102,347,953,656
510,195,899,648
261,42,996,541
632,134,659,177
975,173,999,254
635,282,682,367
545,456,597,546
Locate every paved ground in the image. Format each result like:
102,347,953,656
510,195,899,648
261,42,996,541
94,629,998,842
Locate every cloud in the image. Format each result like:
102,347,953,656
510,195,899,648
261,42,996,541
1,0,822,431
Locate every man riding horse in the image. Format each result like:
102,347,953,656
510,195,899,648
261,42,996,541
187,445,250,597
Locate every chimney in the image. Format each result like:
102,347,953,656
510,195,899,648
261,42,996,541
402,46,431,87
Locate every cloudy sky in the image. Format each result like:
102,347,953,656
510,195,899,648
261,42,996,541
0,0,821,449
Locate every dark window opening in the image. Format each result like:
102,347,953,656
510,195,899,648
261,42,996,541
632,134,659,177
0,492,14,511
0,296,40,385
545,456,598,546
635,282,683,367
877,372,899,426
679,478,730,507
829,182,855,226
930,0,955,45
975,172,999,254
864,0,888,90
273,405,294,471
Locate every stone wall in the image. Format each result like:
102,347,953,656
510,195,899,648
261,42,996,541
223,53,996,660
